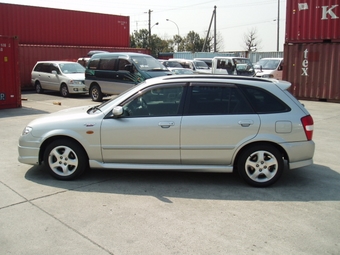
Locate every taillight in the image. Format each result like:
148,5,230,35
301,115,314,140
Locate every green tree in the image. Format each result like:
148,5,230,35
182,31,205,52
130,29,149,49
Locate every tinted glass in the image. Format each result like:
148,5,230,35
187,84,253,115
98,58,117,70
122,85,184,117
241,86,290,113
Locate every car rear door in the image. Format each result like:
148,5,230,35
180,83,260,165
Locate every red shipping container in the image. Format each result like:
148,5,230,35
0,35,21,109
19,44,150,89
0,3,130,47
286,0,340,43
283,42,340,102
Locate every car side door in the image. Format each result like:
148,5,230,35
114,58,137,94
48,63,61,91
180,83,260,165
100,83,186,164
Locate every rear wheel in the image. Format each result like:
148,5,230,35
35,81,44,94
43,139,88,180
60,84,69,97
90,84,103,102
237,144,284,187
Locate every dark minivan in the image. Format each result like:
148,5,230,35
85,52,172,101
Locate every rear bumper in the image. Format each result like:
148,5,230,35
281,140,315,169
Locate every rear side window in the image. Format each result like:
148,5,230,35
34,63,50,73
241,86,290,113
187,84,253,115
88,59,100,70
98,58,117,70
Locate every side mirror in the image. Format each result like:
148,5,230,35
51,70,58,75
112,106,123,117
124,64,133,73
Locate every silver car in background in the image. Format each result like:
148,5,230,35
18,75,315,187
31,61,86,97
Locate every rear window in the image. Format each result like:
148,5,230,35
241,86,290,113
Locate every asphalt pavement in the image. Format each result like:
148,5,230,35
1,91,340,255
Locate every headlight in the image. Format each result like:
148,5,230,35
69,80,84,85
262,74,274,78
22,126,32,135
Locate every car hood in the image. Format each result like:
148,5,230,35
143,70,173,78
255,70,273,76
28,105,99,131
62,73,85,80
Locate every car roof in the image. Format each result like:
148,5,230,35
259,58,283,60
90,52,151,58
141,74,291,90
36,61,78,64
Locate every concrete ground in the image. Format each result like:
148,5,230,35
1,91,340,255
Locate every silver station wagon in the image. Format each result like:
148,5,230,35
18,75,315,187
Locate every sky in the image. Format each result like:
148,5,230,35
1,0,286,52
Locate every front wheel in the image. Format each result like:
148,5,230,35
60,84,69,97
43,139,88,180
35,81,44,94
90,84,103,102
237,144,284,187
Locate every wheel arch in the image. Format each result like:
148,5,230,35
233,141,289,172
38,135,89,164
89,81,100,90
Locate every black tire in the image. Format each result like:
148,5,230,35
35,81,44,94
237,144,284,187
90,84,103,102
43,139,88,180
60,84,69,97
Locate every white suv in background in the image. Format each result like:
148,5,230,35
31,61,87,97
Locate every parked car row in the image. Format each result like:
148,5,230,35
30,52,283,100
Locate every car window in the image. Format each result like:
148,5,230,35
50,64,60,74
240,86,290,113
97,58,117,70
88,59,100,70
187,84,253,115
122,84,185,117
118,59,130,71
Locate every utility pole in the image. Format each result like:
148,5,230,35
202,6,217,52
148,9,152,49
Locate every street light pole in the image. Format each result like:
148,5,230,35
166,19,180,52
277,0,280,51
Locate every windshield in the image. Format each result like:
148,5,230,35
257,59,281,70
233,58,255,76
59,63,85,73
131,56,168,71
194,61,209,69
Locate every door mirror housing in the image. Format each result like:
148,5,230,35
112,106,123,117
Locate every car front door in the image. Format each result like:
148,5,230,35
48,63,61,91
180,83,260,165
100,84,185,164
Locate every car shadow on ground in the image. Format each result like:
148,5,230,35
0,106,50,118
24,163,340,203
